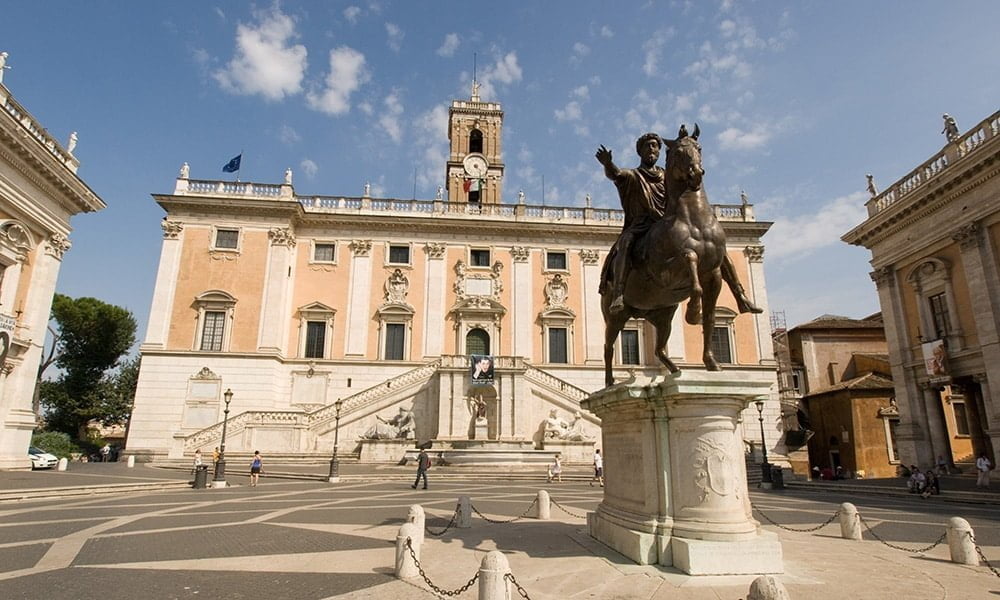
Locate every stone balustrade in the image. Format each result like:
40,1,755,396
523,365,590,403
0,86,79,173
867,109,1000,218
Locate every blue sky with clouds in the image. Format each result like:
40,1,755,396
3,1,999,341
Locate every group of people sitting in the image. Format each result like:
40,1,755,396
906,465,941,498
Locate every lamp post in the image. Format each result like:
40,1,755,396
755,399,772,484
328,398,343,483
212,388,233,488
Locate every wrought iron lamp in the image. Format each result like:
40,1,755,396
212,388,233,488
755,399,772,484
328,398,343,483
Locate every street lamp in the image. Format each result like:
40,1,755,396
212,388,233,488
755,399,772,484
328,398,343,483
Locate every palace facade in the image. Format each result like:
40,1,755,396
0,79,105,469
844,109,1000,470
127,90,783,464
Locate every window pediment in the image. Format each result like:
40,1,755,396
195,290,237,305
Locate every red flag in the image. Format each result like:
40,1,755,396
463,178,472,193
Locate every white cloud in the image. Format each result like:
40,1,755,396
214,7,225,20
385,22,404,52
413,105,449,191
573,42,590,57
213,7,307,101
279,125,300,144
437,33,459,57
674,93,695,112
477,52,523,100
717,125,770,151
719,19,737,37
600,25,614,38
641,28,675,77
555,101,583,121
379,92,405,143
765,192,868,261
300,158,318,177
588,75,602,86
572,85,590,100
343,6,361,24
306,46,368,115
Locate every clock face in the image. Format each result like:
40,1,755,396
463,154,488,177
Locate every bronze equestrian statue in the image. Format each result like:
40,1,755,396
597,125,762,387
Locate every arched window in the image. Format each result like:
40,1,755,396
469,129,483,154
466,328,490,355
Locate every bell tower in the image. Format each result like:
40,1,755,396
446,81,505,204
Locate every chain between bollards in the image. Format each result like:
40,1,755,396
857,515,948,554
472,496,538,524
425,504,460,537
969,531,1000,578
550,497,587,519
406,538,479,596
752,504,840,533
505,572,532,599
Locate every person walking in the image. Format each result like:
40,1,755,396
192,450,203,471
412,447,430,490
249,451,263,487
592,448,605,487
547,453,563,483
100,443,111,462
976,452,992,489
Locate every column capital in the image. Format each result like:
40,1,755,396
161,220,184,239
869,266,895,288
510,246,530,263
425,242,446,259
579,248,600,265
743,245,764,263
350,239,373,257
951,221,981,251
268,227,296,247
44,233,72,260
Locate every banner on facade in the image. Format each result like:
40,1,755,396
470,354,495,385
0,313,13,367
922,339,949,382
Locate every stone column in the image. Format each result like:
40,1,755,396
580,249,605,364
257,227,296,353
422,243,447,358
976,375,1000,463
143,221,184,350
920,383,951,464
510,247,532,358
345,240,373,356
743,246,774,365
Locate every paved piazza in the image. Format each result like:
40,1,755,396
1,475,1000,599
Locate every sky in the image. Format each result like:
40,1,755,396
3,1,999,347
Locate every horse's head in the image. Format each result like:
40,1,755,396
663,124,704,190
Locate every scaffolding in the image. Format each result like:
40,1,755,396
771,310,811,448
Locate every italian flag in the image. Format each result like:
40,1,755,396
463,178,482,193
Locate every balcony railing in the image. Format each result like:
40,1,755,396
0,85,79,173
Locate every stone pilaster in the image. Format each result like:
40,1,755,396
422,243,447,358
143,222,184,350
345,240,373,356
580,248,605,364
256,228,297,353
510,247,533,359
743,245,773,364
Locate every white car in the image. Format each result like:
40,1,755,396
28,446,58,469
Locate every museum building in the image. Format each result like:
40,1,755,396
844,109,1000,470
0,77,105,470
127,88,783,465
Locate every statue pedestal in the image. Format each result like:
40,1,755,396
542,439,595,463
581,373,783,575
473,419,488,440
359,439,413,463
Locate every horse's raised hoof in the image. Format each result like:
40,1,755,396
704,356,722,371
737,297,764,314
685,304,701,325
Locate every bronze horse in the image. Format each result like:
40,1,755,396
602,125,755,386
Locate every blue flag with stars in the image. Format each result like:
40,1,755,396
222,154,241,173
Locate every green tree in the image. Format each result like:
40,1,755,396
39,294,137,439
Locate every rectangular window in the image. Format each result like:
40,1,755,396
215,229,239,250
200,311,225,351
621,330,640,365
304,321,326,359
546,251,567,271
953,402,970,436
470,249,491,267
384,323,405,360
549,327,568,363
313,243,335,262
929,293,951,339
710,326,733,364
389,245,411,265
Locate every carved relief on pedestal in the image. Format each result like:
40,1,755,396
743,246,764,263
45,233,72,260
384,268,410,304
869,265,895,289
951,222,981,250
510,246,530,263
161,220,184,240
579,249,600,265
691,433,743,504
545,273,569,308
425,242,447,259
268,227,296,247
350,239,373,257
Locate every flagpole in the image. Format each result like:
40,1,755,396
237,148,243,182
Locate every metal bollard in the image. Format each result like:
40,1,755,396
408,504,425,547
458,496,472,528
395,522,421,579
947,517,978,566
478,550,511,600
746,575,790,600
535,490,550,520
127,455,135,468
56,458,68,472
839,502,861,540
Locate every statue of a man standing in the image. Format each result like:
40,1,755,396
595,133,668,313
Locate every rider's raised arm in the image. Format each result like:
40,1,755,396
595,145,620,181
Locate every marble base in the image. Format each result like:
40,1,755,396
359,439,415,463
587,505,670,566
671,531,783,575
473,422,488,440
542,439,596,463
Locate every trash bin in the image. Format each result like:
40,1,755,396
193,465,209,489
770,466,784,489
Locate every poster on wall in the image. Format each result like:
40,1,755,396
470,354,495,385
0,313,14,367
922,339,950,383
